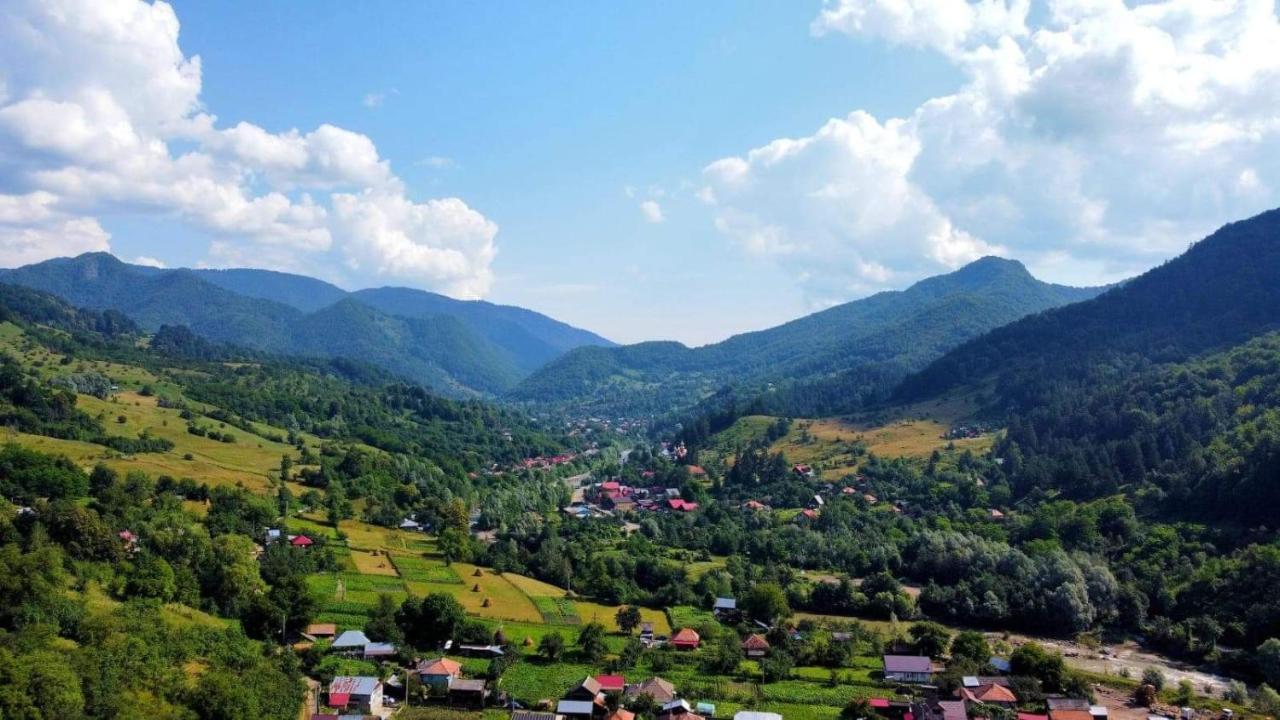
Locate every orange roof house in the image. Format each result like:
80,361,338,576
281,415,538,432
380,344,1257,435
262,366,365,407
672,628,700,650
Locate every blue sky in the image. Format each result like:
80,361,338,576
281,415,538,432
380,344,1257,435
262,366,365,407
3,1,1278,345
165,1,957,344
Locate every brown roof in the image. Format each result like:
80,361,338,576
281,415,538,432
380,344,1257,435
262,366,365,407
449,678,487,693
742,634,771,650
1049,711,1094,720
627,677,676,703
574,676,604,695
305,623,337,636
416,657,462,676
958,684,1018,704
608,711,636,720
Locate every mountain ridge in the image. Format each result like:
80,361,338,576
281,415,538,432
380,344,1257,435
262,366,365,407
511,255,1106,416
0,252,612,396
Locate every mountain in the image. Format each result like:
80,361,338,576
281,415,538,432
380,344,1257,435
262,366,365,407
192,267,348,312
0,253,610,396
352,286,612,374
897,207,1280,406
511,256,1105,416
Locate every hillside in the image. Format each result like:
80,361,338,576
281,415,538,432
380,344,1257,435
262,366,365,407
0,253,612,396
897,208,1280,407
513,257,1103,417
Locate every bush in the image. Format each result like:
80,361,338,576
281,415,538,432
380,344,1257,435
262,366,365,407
1142,667,1166,691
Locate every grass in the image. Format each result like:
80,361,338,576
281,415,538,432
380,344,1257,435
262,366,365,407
667,605,717,632
532,596,581,625
390,554,462,584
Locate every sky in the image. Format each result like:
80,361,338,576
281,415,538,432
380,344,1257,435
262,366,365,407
1,1,1279,345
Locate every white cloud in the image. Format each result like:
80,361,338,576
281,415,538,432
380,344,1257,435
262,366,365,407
707,0,1280,300
132,255,166,268
0,0,496,298
416,156,457,169
640,200,665,223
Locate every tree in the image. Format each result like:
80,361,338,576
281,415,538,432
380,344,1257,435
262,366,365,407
910,622,951,659
1141,667,1165,691
700,632,742,675
616,605,643,635
365,593,403,644
760,651,794,683
539,632,565,661
743,583,791,625
842,698,878,720
578,622,608,664
949,631,991,667
1258,638,1280,687
1010,643,1067,691
398,593,465,650
1255,684,1280,717
437,528,471,565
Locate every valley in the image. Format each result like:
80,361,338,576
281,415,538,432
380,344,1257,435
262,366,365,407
2,209,1280,720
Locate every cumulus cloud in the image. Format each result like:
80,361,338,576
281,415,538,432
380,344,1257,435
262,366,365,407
0,0,496,297
705,0,1280,299
132,255,166,268
640,200,665,223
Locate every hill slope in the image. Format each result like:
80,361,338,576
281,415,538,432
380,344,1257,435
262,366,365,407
897,207,1280,407
0,253,612,395
512,257,1104,416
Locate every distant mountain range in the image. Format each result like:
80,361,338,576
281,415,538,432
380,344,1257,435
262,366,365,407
511,256,1106,417
0,253,614,397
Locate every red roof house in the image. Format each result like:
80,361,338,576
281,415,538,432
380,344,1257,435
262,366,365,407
672,628,700,650
595,675,627,693
291,535,314,547
686,465,706,477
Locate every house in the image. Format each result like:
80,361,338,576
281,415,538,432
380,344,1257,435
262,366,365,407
883,655,936,683
742,500,768,511
118,530,139,553
639,623,654,643
607,710,636,720
594,675,626,694
557,700,598,720
957,683,1018,706
812,494,825,508
362,642,397,660
330,630,371,655
449,678,487,707
696,703,716,716
625,677,677,704
566,676,605,702
793,464,814,477
327,676,383,715
989,509,1006,521
304,623,337,640
1047,699,1091,712
667,498,698,512
672,628,700,650
291,534,314,548
1017,715,1050,720
864,493,879,505
1049,711,1094,720
416,657,462,691
656,700,703,720
686,465,706,477
399,518,423,531
1089,707,1109,720
798,508,820,521
712,597,737,619
742,634,770,658
989,656,1012,673
918,700,967,720
513,712,561,720
735,713,784,720
458,644,505,658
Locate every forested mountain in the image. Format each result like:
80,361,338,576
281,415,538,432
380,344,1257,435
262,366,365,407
512,257,1103,416
890,208,1280,524
898,208,1280,406
0,253,612,396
